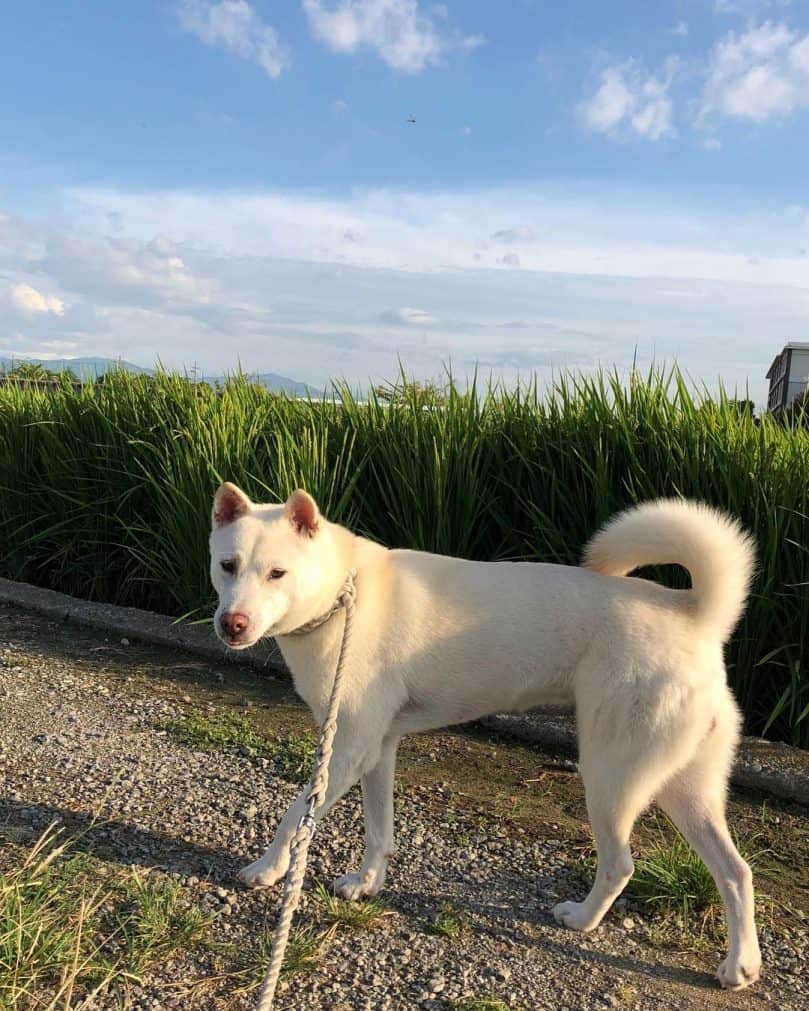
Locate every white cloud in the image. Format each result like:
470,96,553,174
9,283,65,316
380,306,436,325
714,1,793,15
63,183,809,288
177,1,288,79
673,21,689,37
785,203,809,227
461,33,486,51
702,21,809,122
302,0,445,72
491,226,538,243
579,60,676,141
40,340,79,352
4,186,809,402
39,234,218,308
0,343,80,360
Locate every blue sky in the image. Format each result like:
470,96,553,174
2,1,809,401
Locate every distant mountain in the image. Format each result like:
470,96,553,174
246,373,316,397
0,356,313,396
0,356,150,380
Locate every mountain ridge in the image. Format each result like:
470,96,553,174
0,356,312,395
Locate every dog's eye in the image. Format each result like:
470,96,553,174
268,568,286,581
220,559,236,575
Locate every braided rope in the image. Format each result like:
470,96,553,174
254,571,357,1011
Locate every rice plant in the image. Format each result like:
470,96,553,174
627,828,721,919
231,924,331,992
158,707,275,757
0,825,134,1008
0,366,806,744
428,901,473,940
313,882,391,930
114,873,213,973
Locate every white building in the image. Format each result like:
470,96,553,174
766,342,809,415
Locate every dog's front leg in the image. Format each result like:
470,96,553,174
238,727,376,889
334,735,399,900
237,783,311,888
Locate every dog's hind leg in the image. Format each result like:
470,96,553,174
552,754,650,933
334,734,399,900
656,710,760,990
553,687,706,934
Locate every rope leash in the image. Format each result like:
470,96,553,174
254,571,357,1011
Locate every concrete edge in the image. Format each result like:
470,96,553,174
482,714,809,808
2,576,807,807
0,576,286,674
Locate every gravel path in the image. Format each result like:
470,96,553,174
1,602,807,1010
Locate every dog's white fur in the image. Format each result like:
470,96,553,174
209,484,761,990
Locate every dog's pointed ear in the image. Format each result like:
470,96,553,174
284,489,320,538
212,482,251,528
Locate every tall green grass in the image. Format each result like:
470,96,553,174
0,368,806,745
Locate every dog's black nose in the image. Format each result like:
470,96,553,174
220,612,249,636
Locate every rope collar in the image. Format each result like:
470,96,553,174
284,570,357,637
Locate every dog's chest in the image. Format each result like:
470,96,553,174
277,636,341,724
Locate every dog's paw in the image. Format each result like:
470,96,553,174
333,870,384,901
237,855,288,889
552,900,597,932
717,953,761,990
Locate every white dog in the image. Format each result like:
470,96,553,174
209,483,761,990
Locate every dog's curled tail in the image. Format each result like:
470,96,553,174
583,499,756,643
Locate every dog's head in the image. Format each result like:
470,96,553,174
209,482,336,649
